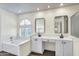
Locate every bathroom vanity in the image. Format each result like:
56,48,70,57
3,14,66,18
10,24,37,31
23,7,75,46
32,15,73,56
56,38,73,56
31,35,73,56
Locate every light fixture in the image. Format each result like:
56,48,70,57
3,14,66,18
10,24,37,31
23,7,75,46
37,8,40,11
60,3,63,6
48,5,50,8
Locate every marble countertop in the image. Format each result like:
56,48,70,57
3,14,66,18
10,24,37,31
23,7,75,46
32,35,73,41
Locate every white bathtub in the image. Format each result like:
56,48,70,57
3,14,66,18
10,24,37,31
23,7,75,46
2,37,31,56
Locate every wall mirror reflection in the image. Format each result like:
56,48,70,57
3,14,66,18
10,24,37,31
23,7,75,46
35,18,45,33
71,12,79,38
54,15,68,34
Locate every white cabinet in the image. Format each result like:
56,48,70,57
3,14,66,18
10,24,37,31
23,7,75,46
56,40,73,56
56,40,63,56
63,40,73,56
31,38,44,54
2,43,18,55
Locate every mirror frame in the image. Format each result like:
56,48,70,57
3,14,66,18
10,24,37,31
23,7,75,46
54,15,68,34
35,18,45,33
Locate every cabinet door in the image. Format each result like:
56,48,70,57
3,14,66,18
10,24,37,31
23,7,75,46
31,38,43,54
36,39,43,54
56,40,63,56
31,38,37,51
63,40,73,56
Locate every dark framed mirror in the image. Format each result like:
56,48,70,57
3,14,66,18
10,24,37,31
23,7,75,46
35,18,45,33
54,15,68,34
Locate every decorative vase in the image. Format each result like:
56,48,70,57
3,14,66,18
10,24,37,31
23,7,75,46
60,33,64,38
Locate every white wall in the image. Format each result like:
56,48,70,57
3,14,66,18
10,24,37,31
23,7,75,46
18,4,79,51
0,9,18,51
18,4,79,35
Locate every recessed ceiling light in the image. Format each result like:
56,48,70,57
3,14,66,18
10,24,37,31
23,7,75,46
48,5,50,8
60,3,63,6
37,8,40,11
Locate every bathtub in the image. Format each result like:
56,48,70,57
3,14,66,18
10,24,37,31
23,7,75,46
2,37,31,56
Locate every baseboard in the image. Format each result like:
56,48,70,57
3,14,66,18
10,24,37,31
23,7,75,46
44,50,55,52
44,48,55,51
29,52,43,55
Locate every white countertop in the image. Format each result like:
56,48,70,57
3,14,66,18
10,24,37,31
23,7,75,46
32,35,73,41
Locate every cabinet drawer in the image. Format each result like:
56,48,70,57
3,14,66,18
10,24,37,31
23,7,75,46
43,39,56,43
32,39,38,43
49,39,56,43
43,39,49,42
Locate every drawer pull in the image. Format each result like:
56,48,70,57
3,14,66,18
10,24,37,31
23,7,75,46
62,41,66,44
35,39,37,41
63,42,66,44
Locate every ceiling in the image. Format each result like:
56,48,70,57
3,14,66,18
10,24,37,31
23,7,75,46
0,3,78,14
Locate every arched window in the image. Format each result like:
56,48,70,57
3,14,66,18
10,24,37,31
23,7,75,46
19,19,32,38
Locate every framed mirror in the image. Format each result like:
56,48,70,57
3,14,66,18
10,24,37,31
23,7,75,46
54,15,68,34
35,18,45,33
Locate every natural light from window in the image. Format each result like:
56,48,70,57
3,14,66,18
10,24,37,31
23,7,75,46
19,19,32,38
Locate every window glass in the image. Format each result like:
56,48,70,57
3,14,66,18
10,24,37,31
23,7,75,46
19,19,32,38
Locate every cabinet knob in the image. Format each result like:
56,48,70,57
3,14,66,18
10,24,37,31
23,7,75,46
63,42,66,44
35,39,37,41
62,41,66,44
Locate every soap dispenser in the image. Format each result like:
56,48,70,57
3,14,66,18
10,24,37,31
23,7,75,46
60,33,64,38
38,33,41,37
